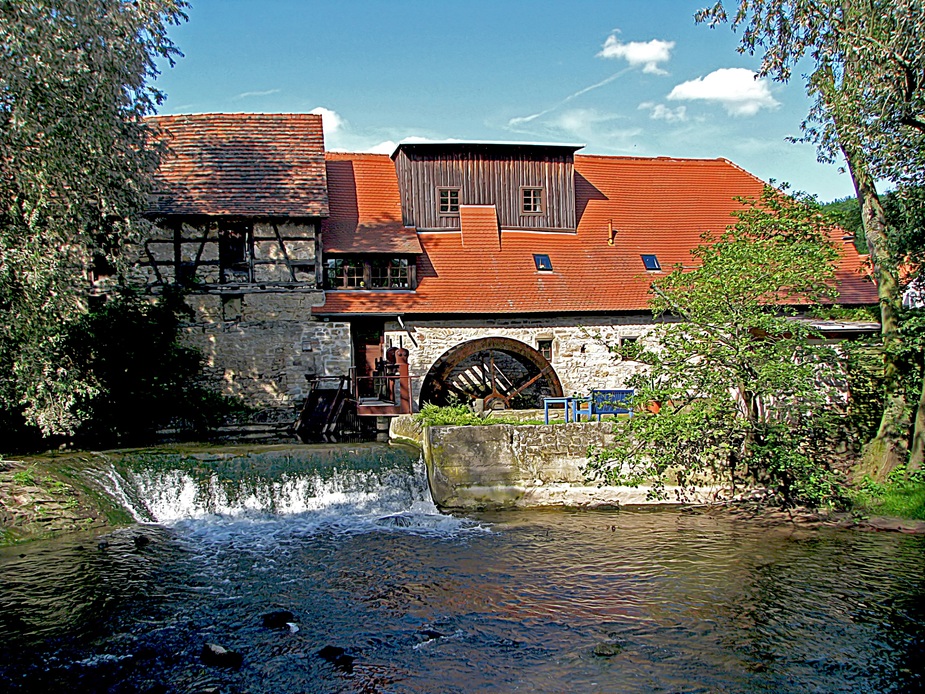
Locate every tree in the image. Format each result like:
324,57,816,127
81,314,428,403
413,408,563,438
61,288,244,448
0,0,187,435
585,188,849,506
697,0,925,474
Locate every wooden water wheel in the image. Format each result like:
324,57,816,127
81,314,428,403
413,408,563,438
419,337,563,410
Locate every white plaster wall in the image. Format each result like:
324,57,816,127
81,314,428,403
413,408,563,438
382,315,656,407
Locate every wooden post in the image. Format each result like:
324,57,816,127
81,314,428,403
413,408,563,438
395,347,412,414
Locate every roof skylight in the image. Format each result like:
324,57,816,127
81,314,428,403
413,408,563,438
641,254,661,271
534,254,553,272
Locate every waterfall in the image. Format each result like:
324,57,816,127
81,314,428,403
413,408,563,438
89,444,477,539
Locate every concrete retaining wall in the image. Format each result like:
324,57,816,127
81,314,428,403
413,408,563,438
391,416,720,509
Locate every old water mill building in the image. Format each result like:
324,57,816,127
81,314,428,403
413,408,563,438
133,112,878,440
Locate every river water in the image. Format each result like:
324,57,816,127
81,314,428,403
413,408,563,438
1,444,923,693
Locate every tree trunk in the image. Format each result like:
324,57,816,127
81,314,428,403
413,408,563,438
840,145,909,479
910,365,925,470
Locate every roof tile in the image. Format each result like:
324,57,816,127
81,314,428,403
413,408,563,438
306,151,877,314
147,113,329,217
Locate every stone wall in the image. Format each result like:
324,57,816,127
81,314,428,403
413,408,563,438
182,292,352,423
396,417,720,509
382,315,656,407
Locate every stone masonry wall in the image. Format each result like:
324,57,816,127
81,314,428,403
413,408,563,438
417,420,719,509
382,315,656,408
182,292,352,423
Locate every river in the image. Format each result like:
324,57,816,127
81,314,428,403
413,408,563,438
0,444,923,693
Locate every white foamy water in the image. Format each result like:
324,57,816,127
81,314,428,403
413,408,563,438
95,448,485,543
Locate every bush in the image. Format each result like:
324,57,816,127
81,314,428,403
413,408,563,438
62,287,245,448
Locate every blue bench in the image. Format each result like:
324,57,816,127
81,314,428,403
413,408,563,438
576,389,634,421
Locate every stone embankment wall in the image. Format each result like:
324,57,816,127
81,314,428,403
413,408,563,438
383,316,655,407
391,416,719,509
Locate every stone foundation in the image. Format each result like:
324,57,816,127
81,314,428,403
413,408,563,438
181,293,351,423
383,315,655,407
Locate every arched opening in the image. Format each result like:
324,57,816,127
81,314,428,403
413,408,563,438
419,337,564,410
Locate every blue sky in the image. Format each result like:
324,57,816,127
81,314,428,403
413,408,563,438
155,0,856,202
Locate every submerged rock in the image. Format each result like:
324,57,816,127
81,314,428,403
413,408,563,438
200,643,243,669
593,641,625,657
261,610,295,629
317,645,355,673
376,513,413,528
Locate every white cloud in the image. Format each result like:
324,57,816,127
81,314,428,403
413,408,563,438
667,68,780,116
597,34,674,75
233,88,281,100
549,108,622,135
309,106,345,135
638,102,687,122
367,140,398,154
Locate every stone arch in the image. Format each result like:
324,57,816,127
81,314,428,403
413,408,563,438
419,336,564,410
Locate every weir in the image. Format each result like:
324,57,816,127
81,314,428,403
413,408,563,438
92,444,469,535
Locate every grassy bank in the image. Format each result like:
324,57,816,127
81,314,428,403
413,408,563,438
0,452,136,546
850,467,925,520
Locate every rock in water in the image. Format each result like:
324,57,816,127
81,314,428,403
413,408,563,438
593,641,625,657
261,610,295,629
200,643,243,669
317,645,355,673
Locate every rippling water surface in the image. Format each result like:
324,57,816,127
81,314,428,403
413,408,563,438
1,446,923,693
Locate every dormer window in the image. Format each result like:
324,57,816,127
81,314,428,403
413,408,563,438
438,188,460,215
521,187,544,214
533,254,553,272
641,254,661,271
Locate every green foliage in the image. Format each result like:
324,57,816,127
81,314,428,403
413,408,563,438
414,403,491,428
820,196,865,251
12,466,36,487
0,0,188,435
586,187,851,506
851,466,925,519
60,288,245,448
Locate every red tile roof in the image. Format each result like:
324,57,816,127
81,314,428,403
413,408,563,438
315,152,877,315
322,153,422,254
147,113,329,217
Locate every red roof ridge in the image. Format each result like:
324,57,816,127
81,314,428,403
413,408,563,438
575,153,729,164
147,112,322,119
325,151,393,161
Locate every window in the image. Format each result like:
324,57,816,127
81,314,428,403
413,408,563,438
533,254,553,272
522,187,544,214
537,339,553,362
641,254,661,271
325,256,414,290
219,223,252,283
370,258,410,288
326,258,365,288
438,188,460,215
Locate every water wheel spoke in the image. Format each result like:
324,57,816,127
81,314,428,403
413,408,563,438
507,366,551,400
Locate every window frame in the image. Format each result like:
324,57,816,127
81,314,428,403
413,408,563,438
641,254,661,271
325,255,416,291
219,222,253,284
533,253,553,272
437,187,461,216
537,339,553,362
521,187,544,215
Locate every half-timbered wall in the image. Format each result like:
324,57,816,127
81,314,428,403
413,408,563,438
394,145,578,231
122,215,336,426
129,218,321,290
